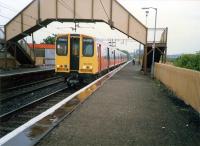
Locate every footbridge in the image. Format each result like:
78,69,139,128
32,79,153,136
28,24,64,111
142,27,168,72
5,0,147,43
4,0,167,72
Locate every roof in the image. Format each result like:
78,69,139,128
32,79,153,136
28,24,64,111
28,44,55,49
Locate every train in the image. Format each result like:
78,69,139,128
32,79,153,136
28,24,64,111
55,34,128,85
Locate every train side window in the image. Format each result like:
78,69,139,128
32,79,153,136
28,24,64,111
56,37,68,56
82,37,94,57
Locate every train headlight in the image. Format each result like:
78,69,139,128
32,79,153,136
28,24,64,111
57,65,67,68
88,66,93,69
56,64,68,71
81,65,93,72
82,65,93,69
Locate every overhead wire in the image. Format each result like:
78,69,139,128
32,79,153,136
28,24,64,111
0,14,34,40
0,0,125,43
0,2,37,20
54,0,82,32
55,0,97,33
0,14,32,27
0,1,55,37
0,3,19,13
0,0,81,23
59,0,95,34
97,0,135,47
97,1,118,45
0,0,101,35
0,14,53,37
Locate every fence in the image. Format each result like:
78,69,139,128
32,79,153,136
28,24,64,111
147,28,168,44
154,63,200,113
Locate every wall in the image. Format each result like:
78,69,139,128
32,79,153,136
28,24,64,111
45,49,55,66
0,58,17,68
154,63,200,113
35,57,44,65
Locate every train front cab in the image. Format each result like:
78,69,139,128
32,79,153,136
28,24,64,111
55,34,99,80
55,35,70,74
79,35,99,77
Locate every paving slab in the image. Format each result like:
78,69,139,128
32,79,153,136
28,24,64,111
37,63,200,146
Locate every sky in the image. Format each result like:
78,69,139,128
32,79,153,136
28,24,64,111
0,0,200,55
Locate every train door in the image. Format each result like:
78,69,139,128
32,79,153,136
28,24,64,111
70,37,80,71
97,44,101,72
114,50,115,66
107,48,110,69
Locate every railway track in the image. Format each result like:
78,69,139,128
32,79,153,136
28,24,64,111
0,76,67,113
0,76,64,102
0,83,84,138
0,76,68,116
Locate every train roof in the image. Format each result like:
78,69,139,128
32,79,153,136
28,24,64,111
56,33,127,56
56,34,95,38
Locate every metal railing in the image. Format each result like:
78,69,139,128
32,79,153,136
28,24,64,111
18,39,36,62
147,27,168,44
0,28,5,41
0,28,6,58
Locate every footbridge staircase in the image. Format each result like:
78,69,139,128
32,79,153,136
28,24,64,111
142,28,168,72
1,28,35,66
6,39,35,66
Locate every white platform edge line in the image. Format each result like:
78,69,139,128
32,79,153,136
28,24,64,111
0,61,130,145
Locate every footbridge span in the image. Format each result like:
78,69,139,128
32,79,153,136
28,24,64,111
5,0,147,44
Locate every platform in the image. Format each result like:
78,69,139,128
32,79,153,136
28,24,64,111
0,66,53,77
37,63,200,146
0,66,54,92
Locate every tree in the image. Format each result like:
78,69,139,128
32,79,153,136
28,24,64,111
42,34,56,44
174,52,200,71
118,49,131,60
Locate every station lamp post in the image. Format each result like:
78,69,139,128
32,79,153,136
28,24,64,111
142,7,157,78
145,10,149,25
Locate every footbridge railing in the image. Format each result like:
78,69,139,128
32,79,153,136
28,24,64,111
6,39,35,66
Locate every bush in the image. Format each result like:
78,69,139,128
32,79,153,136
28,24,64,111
174,52,200,71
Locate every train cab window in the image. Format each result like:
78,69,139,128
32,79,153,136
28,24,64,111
56,37,68,56
82,38,94,57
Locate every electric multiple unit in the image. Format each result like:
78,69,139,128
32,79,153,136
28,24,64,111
55,34,127,85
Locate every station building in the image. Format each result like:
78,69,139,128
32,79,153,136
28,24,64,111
28,44,55,66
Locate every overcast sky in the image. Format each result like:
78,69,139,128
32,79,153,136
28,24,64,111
0,0,200,55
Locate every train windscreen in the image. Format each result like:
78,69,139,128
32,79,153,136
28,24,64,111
82,38,94,57
56,37,68,56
